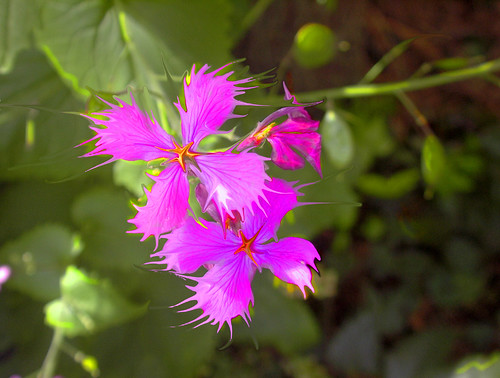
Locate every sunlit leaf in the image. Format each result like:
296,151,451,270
45,266,147,336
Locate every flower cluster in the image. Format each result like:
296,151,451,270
81,63,322,336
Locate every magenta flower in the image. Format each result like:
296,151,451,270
238,83,322,176
80,64,270,247
0,265,11,292
151,179,320,336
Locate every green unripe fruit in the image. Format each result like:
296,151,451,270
293,23,336,68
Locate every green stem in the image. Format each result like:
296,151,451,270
271,58,500,102
38,328,64,378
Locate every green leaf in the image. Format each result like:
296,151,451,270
0,49,91,181
71,187,152,271
321,110,355,170
361,38,416,84
85,271,216,377
234,274,321,354
124,0,234,68
454,352,500,378
0,0,37,73
0,224,82,301
113,160,153,197
357,168,420,199
35,0,234,99
45,266,147,336
421,134,446,191
433,57,471,71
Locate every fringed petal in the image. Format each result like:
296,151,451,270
128,163,189,248
173,255,256,338
268,119,322,175
175,64,257,146
80,96,174,166
193,151,270,223
237,82,322,176
241,178,302,242
256,237,320,298
151,217,239,274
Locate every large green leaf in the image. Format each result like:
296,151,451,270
0,49,91,181
45,266,147,336
0,0,37,73
35,0,234,99
0,224,82,301
124,0,234,67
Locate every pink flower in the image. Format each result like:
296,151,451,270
80,64,270,247
238,83,322,176
151,179,320,336
0,265,11,292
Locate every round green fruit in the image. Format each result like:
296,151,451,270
293,23,336,69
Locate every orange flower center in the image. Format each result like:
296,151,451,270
157,141,200,172
234,228,262,266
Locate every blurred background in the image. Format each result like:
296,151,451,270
1,0,499,377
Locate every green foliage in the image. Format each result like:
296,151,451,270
0,224,81,301
321,109,354,169
0,0,38,73
71,187,152,271
1,1,499,377
234,275,321,355
357,168,420,199
45,266,147,336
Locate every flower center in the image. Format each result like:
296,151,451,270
253,122,276,143
234,228,262,266
157,140,200,172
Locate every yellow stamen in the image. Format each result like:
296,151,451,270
253,122,276,143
